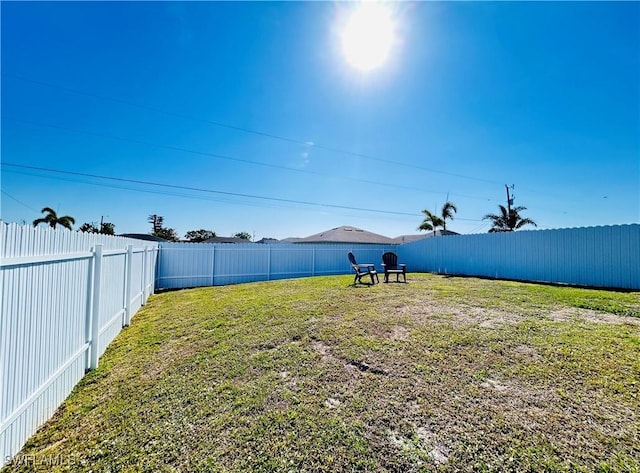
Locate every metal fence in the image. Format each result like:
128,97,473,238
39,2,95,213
157,225,639,291
0,223,158,464
398,224,640,290
156,243,398,289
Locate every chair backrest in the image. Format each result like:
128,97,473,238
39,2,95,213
348,252,357,266
382,252,398,267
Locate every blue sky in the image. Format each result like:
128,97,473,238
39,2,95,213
1,1,638,240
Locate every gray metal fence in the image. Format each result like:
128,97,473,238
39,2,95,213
156,243,398,289
0,223,158,464
398,224,639,290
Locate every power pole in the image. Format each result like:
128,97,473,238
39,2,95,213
505,184,514,213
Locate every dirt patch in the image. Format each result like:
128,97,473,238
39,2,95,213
141,340,200,381
390,325,410,341
311,340,388,375
324,397,341,409
387,425,449,467
514,344,542,359
398,302,523,328
311,340,331,358
480,378,511,392
393,297,639,329
547,307,640,325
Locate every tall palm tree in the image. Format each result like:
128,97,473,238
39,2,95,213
441,201,457,233
483,205,537,233
418,209,444,236
32,207,75,230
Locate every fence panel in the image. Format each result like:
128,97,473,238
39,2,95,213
398,224,639,289
0,223,158,464
156,243,398,289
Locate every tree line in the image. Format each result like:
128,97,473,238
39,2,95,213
31,201,537,239
418,201,536,235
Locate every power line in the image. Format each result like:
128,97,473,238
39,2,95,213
0,189,40,212
3,72,504,185
7,166,418,221
5,162,482,220
4,116,502,204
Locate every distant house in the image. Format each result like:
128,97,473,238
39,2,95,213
294,226,397,245
256,237,280,244
392,229,459,244
280,237,304,243
119,233,169,242
202,236,254,244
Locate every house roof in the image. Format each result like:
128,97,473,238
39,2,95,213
202,236,253,244
280,237,303,243
256,237,280,244
295,226,397,245
392,229,460,243
119,233,169,242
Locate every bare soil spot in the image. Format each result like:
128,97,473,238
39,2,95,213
390,325,410,341
547,307,640,325
324,397,341,409
514,344,541,359
141,340,199,381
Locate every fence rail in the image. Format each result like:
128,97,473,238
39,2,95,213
0,223,158,464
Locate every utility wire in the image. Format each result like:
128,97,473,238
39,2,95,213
3,73,503,185
0,189,40,212
6,162,487,220
8,168,427,223
4,116,501,204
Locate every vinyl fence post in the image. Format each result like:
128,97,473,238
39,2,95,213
267,245,271,281
211,245,216,286
142,247,148,305
89,244,103,370
149,247,156,296
124,244,133,326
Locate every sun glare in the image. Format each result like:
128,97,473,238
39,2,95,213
341,3,396,72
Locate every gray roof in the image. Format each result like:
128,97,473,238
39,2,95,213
119,233,169,242
393,229,459,243
202,236,253,244
295,226,397,245
280,237,303,243
256,237,280,244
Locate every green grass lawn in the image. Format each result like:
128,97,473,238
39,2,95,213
6,275,640,472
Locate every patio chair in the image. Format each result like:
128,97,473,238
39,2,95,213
381,252,407,283
348,252,379,285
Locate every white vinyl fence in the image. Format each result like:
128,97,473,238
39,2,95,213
156,243,398,289
398,224,640,290
0,223,158,464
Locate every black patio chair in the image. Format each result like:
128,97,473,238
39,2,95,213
381,252,407,283
348,252,379,285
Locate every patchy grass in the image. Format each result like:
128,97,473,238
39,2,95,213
5,274,639,472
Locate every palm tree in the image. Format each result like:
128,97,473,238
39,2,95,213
483,205,537,233
418,209,444,236
32,207,75,230
440,201,457,233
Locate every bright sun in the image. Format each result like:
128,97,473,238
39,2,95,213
341,3,396,72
